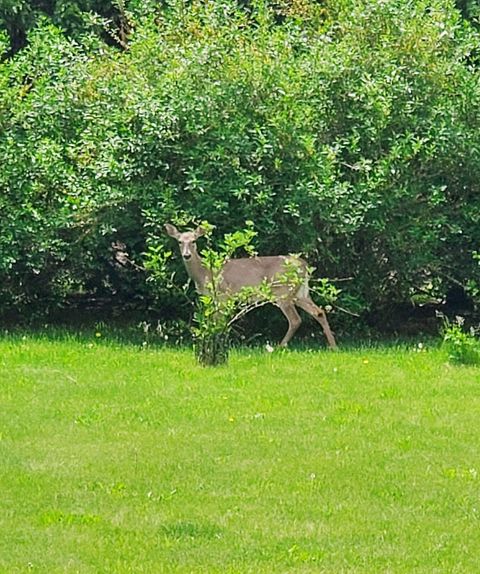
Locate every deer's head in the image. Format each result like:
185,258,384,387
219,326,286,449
164,223,206,261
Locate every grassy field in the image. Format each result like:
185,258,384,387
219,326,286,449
1,334,479,573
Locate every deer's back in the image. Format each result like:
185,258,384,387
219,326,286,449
221,255,308,297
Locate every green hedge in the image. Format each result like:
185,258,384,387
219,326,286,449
1,0,479,326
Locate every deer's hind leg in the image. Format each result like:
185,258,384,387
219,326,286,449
277,302,302,347
296,297,337,349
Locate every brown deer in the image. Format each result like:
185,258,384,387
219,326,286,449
165,224,337,348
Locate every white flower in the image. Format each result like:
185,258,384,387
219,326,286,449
265,343,274,353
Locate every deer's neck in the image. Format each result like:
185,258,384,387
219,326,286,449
183,249,209,294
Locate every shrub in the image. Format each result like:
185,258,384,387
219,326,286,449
442,317,480,365
0,1,479,333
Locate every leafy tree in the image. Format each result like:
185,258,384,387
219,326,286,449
0,0,134,55
0,0,479,334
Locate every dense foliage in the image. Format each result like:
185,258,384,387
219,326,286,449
1,0,479,333
0,0,142,55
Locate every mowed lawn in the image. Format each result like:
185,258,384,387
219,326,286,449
1,336,480,573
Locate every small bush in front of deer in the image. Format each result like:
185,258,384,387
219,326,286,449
193,281,275,366
191,224,275,366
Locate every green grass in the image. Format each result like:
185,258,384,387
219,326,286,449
1,335,479,573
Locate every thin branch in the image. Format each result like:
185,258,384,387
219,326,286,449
333,304,360,317
324,276,355,283
227,299,272,328
437,271,465,288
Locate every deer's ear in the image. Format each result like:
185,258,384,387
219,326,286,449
164,223,180,239
193,225,206,239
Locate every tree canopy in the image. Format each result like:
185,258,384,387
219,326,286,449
0,0,479,332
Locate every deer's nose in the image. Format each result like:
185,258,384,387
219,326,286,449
183,253,192,260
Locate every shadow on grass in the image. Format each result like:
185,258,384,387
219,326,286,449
0,319,443,354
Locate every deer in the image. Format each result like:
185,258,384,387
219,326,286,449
164,223,337,349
